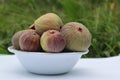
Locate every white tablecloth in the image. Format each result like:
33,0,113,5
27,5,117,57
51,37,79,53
0,55,120,80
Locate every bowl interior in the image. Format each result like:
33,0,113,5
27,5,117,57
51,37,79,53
8,46,89,55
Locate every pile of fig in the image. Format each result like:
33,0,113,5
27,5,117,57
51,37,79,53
12,13,91,53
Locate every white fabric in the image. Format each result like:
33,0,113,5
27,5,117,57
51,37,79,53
0,55,120,80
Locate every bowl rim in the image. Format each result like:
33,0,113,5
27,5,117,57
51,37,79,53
8,46,89,55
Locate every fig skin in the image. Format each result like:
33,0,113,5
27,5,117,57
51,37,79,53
12,29,34,50
19,30,40,52
41,30,66,53
12,30,24,50
61,22,91,51
34,13,63,35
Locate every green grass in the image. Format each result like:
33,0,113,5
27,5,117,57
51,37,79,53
0,0,120,57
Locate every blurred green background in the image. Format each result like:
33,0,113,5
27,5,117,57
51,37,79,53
0,0,120,57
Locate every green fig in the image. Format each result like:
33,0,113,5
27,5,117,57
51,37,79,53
41,30,66,53
61,22,91,51
34,13,63,35
19,30,40,52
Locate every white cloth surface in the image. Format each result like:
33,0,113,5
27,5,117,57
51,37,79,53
0,55,120,80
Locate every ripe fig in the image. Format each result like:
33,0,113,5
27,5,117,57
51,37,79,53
12,29,34,50
34,13,63,35
61,22,91,51
12,30,24,50
19,30,40,52
41,30,66,53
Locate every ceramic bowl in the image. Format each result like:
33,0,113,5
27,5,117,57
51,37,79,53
8,46,88,74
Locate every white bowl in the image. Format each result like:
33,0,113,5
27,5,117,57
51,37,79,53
8,46,88,75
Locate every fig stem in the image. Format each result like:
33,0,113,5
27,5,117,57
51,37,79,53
49,31,55,34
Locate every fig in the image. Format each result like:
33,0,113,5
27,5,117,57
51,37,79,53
41,30,66,53
34,13,63,35
61,22,91,51
19,30,40,52
12,29,34,49
12,30,25,50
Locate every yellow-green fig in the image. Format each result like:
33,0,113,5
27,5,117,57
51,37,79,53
41,30,66,53
34,13,63,35
61,22,91,51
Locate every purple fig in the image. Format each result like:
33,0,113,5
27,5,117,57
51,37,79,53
19,30,40,52
12,29,33,50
